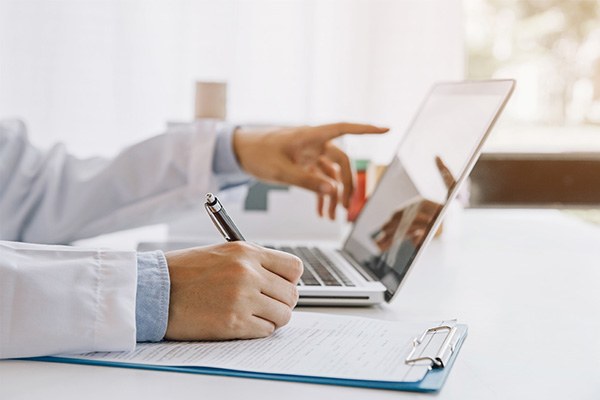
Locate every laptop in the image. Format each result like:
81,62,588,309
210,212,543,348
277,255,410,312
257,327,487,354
140,80,515,306
270,80,514,305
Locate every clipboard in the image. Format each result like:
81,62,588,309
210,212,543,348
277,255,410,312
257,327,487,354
31,324,467,393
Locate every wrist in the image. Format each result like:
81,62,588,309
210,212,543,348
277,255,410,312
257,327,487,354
232,128,262,175
135,251,170,342
232,127,249,170
233,126,289,181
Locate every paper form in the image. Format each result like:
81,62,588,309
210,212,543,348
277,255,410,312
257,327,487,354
65,312,455,383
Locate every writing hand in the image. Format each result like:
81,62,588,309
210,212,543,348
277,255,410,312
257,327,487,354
164,242,303,340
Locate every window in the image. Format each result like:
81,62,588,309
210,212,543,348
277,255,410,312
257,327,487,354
465,0,600,207
465,0,600,152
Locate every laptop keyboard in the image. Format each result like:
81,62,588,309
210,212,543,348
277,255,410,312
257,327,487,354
269,246,355,287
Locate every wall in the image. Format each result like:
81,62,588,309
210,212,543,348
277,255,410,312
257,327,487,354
0,0,464,163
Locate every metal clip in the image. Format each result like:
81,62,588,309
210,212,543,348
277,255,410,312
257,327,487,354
405,325,457,369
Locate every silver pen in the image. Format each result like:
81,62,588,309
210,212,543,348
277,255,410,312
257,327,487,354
204,193,246,242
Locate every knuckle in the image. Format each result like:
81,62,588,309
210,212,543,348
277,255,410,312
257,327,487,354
291,256,304,281
263,322,276,337
226,260,247,275
229,262,258,285
282,282,299,307
277,306,293,327
225,284,246,304
290,284,300,307
228,240,253,254
222,308,244,335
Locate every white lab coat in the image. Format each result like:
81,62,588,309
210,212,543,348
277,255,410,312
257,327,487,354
0,119,221,358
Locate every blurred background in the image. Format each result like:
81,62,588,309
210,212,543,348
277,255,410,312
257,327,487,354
1,0,600,241
0,0,462,162
3,0,598,157
467,0,600,149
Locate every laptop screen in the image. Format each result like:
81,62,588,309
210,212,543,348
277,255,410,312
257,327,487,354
343,80,514,301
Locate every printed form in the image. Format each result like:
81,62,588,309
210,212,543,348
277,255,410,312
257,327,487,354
65,312,455,383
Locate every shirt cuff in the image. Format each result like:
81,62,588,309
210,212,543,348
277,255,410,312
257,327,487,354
212,124,252,190
135,251,170,342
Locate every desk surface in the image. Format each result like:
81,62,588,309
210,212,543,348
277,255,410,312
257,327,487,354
2,209,600,399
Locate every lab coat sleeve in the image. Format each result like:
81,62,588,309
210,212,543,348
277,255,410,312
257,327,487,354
212,123,253,190
0,119,228,244
0,240,137,359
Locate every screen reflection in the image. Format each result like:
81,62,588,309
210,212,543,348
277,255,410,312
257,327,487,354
343,88,509,300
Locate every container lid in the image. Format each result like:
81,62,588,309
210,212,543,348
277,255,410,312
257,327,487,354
354,159,370,171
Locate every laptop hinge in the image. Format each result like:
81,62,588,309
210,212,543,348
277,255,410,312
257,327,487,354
337,250,379,282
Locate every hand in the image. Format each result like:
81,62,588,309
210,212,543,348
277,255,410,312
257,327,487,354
435,155,456,196
373,200,442,251
164,242,303,341
233,123,388,219
373,156,456,251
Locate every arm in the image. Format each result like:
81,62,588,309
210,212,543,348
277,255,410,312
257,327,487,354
0,240,137,358
0,120,385,243
0,119,245,244
1,240,302,358
0,120,383,358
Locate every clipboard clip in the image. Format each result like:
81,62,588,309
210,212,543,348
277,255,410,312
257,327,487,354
405,325,457,369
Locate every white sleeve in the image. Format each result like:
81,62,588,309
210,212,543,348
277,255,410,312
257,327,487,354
0,240,137,359
0,119,222,244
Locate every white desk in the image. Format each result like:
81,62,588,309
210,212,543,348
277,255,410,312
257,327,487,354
2,209,600,399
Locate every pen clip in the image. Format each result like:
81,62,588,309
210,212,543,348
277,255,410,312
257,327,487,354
205,203,233,241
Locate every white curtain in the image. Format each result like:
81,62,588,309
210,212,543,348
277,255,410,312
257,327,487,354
0,0,463,163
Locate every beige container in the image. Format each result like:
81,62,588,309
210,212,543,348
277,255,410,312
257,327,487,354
194,81,227,120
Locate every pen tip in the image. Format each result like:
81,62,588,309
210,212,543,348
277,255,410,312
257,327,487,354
206,193,215,203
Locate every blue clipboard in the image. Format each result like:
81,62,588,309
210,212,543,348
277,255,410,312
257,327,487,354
31,325,467,393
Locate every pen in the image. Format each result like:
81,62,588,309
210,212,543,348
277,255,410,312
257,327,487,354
204,193,246,242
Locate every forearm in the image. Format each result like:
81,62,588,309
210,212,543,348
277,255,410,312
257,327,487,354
0,241,137,359
0,120,228,244
0,241,176,359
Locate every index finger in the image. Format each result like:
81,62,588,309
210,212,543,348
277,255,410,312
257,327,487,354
307,123,389,141
259,247,304,284
435,155,456,192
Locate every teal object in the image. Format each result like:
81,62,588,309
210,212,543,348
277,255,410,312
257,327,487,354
354,159,370,171
244,182,289,211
